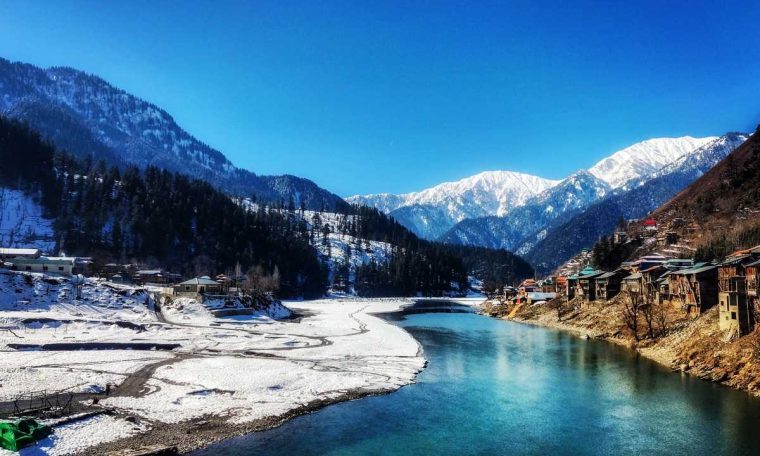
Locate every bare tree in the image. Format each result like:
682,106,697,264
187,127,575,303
243,265,281,295
640,301,655,339
622,290,642,341
654,296,669,338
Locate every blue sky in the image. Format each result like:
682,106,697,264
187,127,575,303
1,1,759,196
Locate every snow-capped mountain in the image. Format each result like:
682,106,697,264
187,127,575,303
526,132,749,274
440,170,611,251
0,57,346,211
588,136,717,189
348,171,559,239
354,135,722,243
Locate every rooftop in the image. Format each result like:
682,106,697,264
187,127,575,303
179,277,221,286
0,248,41,257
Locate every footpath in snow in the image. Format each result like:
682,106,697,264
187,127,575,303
0,270,426,455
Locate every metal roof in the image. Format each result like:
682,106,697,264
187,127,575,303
596,272,620,279
179,277,221,286
624,273,642,280
0,248,41,256
9,256,75,265
720,254,754,266
527,292,557,300
672,264,717,275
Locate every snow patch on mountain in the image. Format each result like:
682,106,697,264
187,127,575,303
588,136,717,189
348,171,559,238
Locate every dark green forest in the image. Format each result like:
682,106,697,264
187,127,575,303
0,116,532,298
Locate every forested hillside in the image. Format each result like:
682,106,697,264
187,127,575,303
1,116,530,298
0,58,347,211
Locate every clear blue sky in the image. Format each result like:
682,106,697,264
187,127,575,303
1,1,759,196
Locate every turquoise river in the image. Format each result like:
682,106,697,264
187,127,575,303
195,301,760,455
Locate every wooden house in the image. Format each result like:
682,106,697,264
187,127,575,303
566,274,578,299
746,258,760,322
518,279,538,296
656,272,672,305
594,270,626,301
671,264,719,316
540,277,555,293
577,266,604,301
640,265,667,302
555,276,568,295
718,254,759,336
622,272,642,294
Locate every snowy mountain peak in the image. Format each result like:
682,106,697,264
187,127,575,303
411,170,560,214
349,170,558,216
588,136,717,189
346,170,559,240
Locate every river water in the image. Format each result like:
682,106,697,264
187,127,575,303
195,301,760,455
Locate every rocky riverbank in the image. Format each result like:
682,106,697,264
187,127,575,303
482,297,760,396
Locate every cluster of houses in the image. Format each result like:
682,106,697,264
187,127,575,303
517,245,760,338
0,247,242,301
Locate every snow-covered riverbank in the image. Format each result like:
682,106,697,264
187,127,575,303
0,270,427,455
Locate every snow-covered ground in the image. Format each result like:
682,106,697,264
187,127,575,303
0,269,425,454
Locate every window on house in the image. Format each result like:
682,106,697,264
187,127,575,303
25,266,31,271
43,266,48,271
58,267,64,271
731,312,737,320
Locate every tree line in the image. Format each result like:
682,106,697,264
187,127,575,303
1,116,532,298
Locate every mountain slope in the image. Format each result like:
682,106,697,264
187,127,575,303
526,133,748,273
0,57,346,211
348,170,559,238
440,170,611,251
588,136,717,188
353,136,716,242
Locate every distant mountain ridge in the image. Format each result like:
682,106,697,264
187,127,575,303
525,132,749,273
352,136,725,245
588,136,717,188
440,169,612,252
348,170,559,239
0,57,347,211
